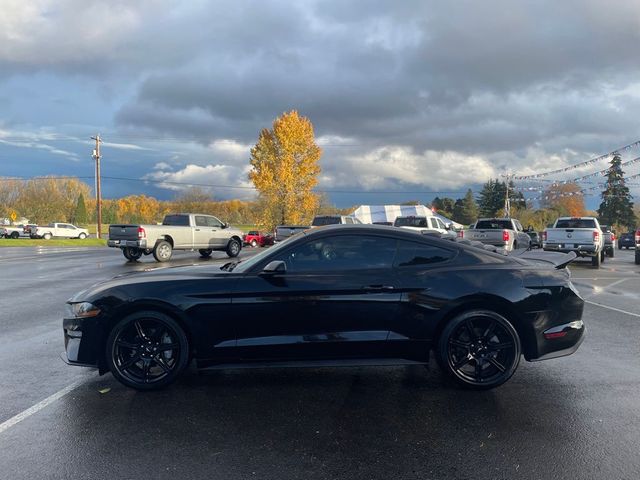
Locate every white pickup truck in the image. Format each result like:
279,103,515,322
543,217,605,268
32,223,89,240
460,218,531,251
107,213,244,262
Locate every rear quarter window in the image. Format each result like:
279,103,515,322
395,240,454,267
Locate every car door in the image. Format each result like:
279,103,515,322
390,239,458,361
193,215,215,248
230,233,402,361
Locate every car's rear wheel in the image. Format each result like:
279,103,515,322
106,311,189,390
123,247,142,261
199,249,213,258
153,240,173,262
226,238,241,257
437,310,521,390
592,252,601,268
635,250,640,265
10,231,19,239
608,247,614,258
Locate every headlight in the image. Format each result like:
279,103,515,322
67,302,101,318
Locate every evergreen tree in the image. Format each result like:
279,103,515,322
72,193,88,225
477,179,503,216
431,197,455,217
597,153,635,229
453,188,479,224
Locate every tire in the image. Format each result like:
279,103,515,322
250,240,258,248
601,250,606,263
436,310,521,390
123,247,142,261
78,233,87,239
618,244,622,250
153,240,173,262
43,233,52,240
226,238,241,258
592,251,601,268
635,251,640,265
10,231,19,239
105,311,189,391
608,247,614,258
199,249,213,258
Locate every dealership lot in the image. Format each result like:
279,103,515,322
0,247,639,479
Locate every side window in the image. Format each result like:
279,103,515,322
195,216,208,227
395,240,454,267
430,218,438,229
436,218,446,229
345,217,354,224
514,220,523,232
274,235,397,272
206,216,223,228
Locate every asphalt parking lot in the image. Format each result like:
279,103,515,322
0,246,639,480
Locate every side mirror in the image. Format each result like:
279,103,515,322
445,225,451,230
261,260,286,275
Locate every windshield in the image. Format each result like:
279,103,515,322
312,216,341,226
232,232,304,273
394,217,428,227
474,220,512,229
555,219,597,229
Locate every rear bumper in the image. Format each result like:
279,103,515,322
108,239,148,248
543,243,597,255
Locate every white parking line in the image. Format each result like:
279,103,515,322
0,379,85,435
585,300,640,318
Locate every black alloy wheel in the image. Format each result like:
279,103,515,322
226,238,241,257
199,248,213,258
437,310,521,389
106,311,189,390
123,247,142,261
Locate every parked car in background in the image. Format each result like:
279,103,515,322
24,224,38,237
526,231,542,248
32,223,89,240
393,215,454,237
599,225,616,258
460,218,531,251
274,225,308,243
243,230,274,247
311,215,361,226
618,231,635,250
108,213,243,262
63,224,585,391
635,228,640,265
543,217,605,268
1,225,28,239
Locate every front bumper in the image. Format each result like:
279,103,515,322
62,315,103,368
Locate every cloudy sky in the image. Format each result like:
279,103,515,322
2,0,640,207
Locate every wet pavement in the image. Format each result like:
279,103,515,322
0,246,639,479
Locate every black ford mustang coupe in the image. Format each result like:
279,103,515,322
63,225,585,390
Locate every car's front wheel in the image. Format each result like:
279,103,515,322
437,310,521,389
78,232,87,239
226,238,241,257
106,311,189,390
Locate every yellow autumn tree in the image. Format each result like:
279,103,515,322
541,182,586,217
249,110,322,228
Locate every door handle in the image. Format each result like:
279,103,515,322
363,285,395,292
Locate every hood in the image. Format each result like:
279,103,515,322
69,263,232,302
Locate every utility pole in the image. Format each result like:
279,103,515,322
91,135,102,238
502,173,513,218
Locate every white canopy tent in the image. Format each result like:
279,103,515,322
351,205,463,229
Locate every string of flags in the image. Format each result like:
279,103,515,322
514,140,640,180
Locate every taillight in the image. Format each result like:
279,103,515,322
542,231,547,241
137,227,146,239
635,229,640,242
611,233,616,241
502,230,510,242
593,230,599,243
457,230,464,238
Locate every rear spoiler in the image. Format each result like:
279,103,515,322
516,250,577,269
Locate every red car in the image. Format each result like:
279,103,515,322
243,230,274,247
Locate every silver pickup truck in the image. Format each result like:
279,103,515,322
543,216,604,268
108,213,244,262
461,218,531,251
